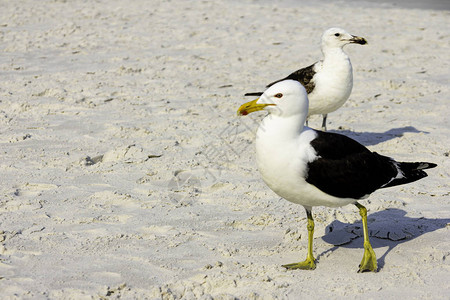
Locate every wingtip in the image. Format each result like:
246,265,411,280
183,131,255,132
244,92,263,97
418,162,437,170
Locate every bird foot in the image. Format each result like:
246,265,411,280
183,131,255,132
282,257,316,270
358,241,377,272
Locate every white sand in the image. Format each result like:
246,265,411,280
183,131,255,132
0,0,449,298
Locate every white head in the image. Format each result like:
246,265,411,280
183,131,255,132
321,27,367,51
238,80,309,119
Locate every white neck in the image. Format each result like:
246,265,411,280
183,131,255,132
322,46,349,62
257,113,306,144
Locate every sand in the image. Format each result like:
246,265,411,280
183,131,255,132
0,0,449,299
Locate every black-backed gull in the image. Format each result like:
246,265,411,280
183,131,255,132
245,28,367,131
238,80,436,272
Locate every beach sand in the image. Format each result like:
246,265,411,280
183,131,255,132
0,0,449,298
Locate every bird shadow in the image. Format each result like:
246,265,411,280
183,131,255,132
327,126,427,146
318,208,449,271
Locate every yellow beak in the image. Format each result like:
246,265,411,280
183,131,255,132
237,98,275,116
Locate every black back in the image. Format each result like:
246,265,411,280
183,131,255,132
267,63,316,94
244,63,317,97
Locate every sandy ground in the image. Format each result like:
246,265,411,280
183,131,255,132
0,0,449,299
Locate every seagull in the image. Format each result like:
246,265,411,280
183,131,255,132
237,80,437,272
245,28,367,131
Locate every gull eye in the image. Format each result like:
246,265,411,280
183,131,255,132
334,33,340,37
274,93,283,98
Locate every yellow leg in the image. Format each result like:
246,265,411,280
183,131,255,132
283,209,316,270
355,203,378,272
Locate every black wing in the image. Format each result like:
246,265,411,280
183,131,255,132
266,63,317,93
305,131,399,199
244,63,317,97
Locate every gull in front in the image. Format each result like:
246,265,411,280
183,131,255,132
238,80,436,272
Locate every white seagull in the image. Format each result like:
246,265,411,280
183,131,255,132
238,80,436,272
245,27,367,131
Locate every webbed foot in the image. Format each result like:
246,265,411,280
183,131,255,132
282,256,316,270
358,241,377,272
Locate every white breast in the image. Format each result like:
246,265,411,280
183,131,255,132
308,53,353,116
256,122,356,208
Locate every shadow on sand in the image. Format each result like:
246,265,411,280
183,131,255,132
319,208,449,271
328,126,427,146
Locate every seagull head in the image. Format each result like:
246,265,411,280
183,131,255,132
321,27,367,50
237,80,309,118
